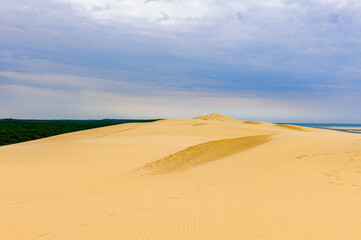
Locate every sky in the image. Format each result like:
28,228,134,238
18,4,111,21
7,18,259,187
1,0,361,122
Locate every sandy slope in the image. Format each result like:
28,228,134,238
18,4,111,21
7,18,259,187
1,113,361,240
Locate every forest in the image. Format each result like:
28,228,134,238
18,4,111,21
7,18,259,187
0,119,158,146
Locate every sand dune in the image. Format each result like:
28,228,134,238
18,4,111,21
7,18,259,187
143,134,272,174
193,112,244,123
1,113,361,239
276,124,306,131
243,120,263,124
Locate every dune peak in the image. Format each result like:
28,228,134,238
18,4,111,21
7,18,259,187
193,113,241,122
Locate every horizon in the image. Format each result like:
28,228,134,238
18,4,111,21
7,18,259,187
1,1,361,122
2,115,361,125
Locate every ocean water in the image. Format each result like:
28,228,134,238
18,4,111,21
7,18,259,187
276,123,361,134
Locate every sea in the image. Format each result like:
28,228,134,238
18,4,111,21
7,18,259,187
276,123,361,134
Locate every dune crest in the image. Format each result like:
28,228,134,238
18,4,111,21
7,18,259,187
193,112,242,122
276,124,305,131
243,121,262,124
142,134,272,174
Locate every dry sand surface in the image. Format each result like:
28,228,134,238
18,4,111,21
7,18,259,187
1,113,361,240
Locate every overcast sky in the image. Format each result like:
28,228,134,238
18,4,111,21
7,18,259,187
1,0,361,122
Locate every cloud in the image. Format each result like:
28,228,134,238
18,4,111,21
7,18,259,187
0,71,144,93
1,70,359,122
3,0,361,71
1,0,361,121
0,82,328,122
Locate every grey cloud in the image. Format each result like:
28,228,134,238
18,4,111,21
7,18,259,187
1,0,361,121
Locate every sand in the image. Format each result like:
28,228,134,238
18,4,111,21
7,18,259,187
1,113,361,240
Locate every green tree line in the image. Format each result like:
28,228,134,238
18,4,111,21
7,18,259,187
0,119,158,146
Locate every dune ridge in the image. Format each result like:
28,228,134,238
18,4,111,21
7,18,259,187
276,124,305,131
193,112,243,122
243,121,262,124
142,134,272,174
